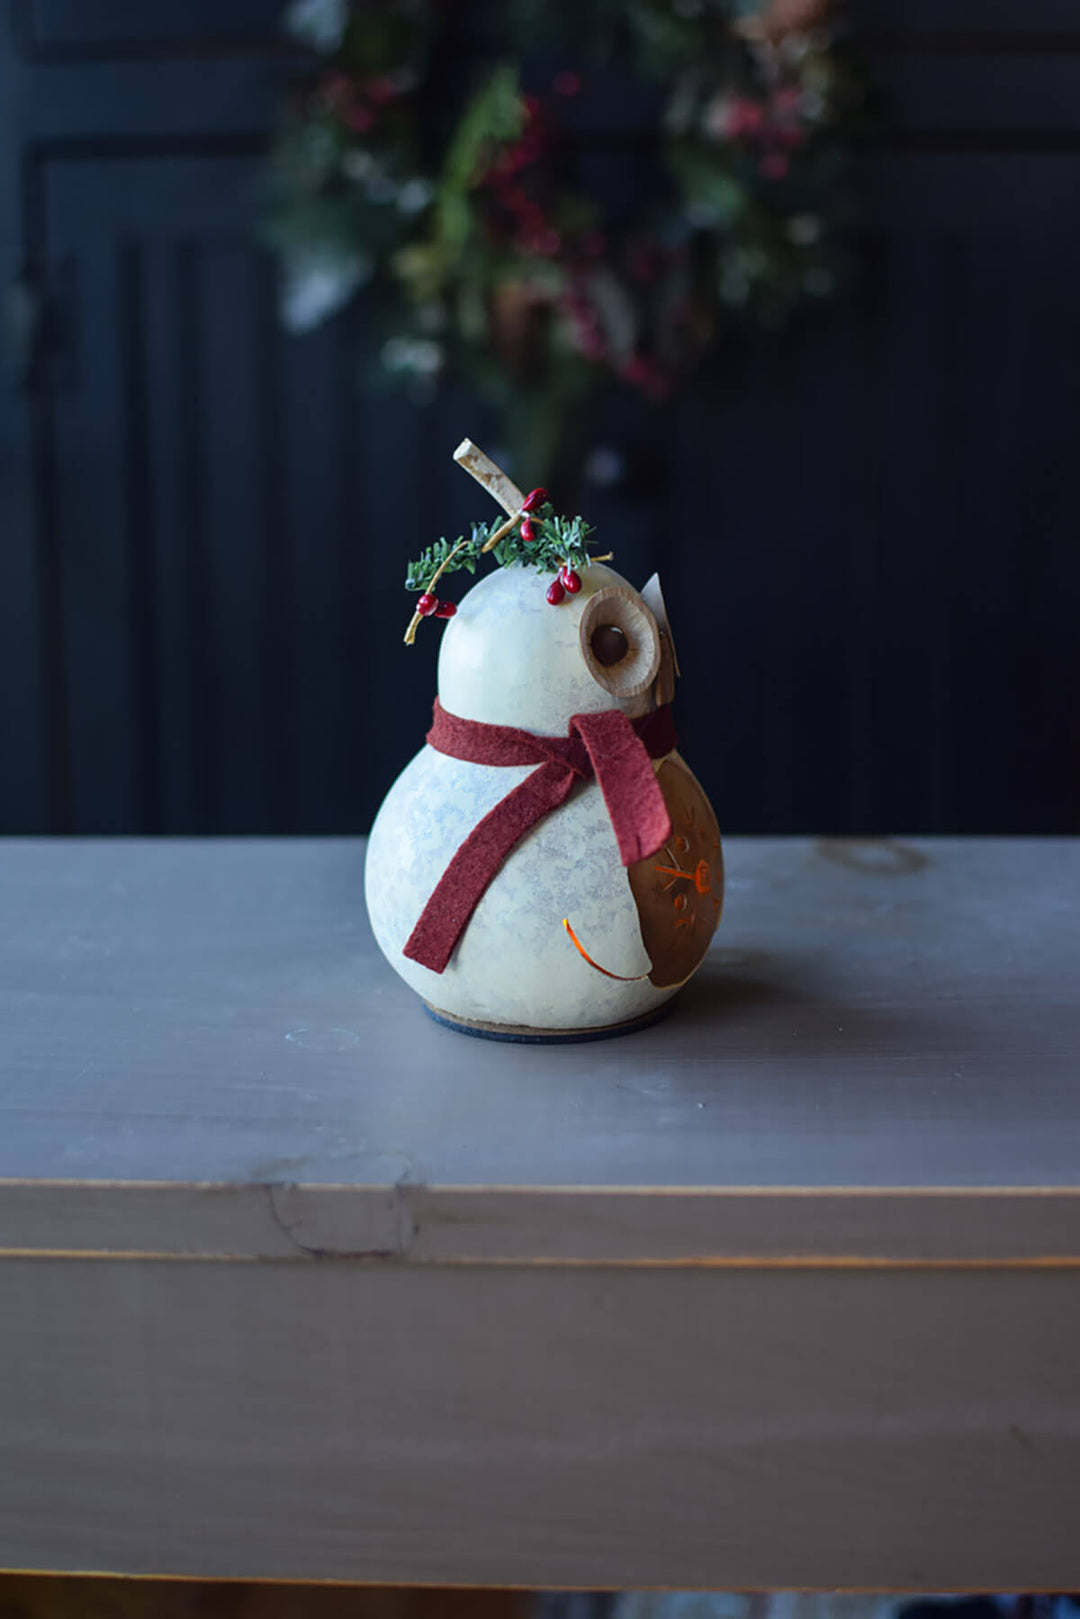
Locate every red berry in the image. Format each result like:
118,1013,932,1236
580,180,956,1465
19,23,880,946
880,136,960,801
417,593,438,616
561,567,581,594
546,578,566,606
531,228,562,257
520,487,549,513
520,517,537,542
434,600,457,619
579,327,607,360
364,75,399,106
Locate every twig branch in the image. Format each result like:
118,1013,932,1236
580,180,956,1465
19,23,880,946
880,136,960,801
453,439,525,518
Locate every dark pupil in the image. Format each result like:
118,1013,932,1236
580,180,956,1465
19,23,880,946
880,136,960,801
591,624,628,667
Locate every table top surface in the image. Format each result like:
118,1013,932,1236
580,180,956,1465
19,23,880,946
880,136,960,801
2,836,1078,1261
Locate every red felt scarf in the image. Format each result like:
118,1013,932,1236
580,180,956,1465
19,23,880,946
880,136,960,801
403,699,676,973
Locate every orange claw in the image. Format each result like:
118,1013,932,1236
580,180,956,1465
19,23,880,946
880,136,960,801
562,918,650,982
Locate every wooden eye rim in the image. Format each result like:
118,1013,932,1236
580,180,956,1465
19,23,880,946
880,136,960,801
578,586,661,699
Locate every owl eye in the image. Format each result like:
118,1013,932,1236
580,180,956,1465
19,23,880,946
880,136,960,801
590,623,628,666
579,586,661,698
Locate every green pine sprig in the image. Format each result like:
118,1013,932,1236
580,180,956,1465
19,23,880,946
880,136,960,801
491,506,596,574
404,503,600,593
403,521,496,592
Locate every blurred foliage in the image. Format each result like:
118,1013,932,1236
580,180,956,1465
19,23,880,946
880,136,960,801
263,0,867,477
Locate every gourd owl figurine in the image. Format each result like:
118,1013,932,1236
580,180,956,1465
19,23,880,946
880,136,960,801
365,439,723,1040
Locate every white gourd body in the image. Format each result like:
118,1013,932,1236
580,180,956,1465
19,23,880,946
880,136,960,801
365,563,681,1031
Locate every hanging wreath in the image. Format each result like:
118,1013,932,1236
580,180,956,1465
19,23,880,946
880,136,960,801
264,0,865,474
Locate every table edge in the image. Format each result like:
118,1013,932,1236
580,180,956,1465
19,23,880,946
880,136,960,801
3,1179,1080,1264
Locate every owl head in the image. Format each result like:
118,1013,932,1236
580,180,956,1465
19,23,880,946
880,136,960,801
403,437,680,732
436,562,678,735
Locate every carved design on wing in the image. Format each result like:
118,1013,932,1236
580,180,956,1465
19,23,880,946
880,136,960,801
628,757,724,988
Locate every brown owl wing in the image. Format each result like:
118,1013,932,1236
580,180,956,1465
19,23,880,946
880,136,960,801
627,754,724,988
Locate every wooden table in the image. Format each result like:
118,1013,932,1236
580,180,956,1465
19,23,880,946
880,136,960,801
2,837,1078,1592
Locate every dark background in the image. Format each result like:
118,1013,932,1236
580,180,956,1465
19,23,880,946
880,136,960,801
1,0,1078,838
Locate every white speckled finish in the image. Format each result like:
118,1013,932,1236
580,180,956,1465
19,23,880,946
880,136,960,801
365,562,710,1031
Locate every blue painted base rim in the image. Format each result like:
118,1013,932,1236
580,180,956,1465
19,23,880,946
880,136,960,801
422,996,677,1045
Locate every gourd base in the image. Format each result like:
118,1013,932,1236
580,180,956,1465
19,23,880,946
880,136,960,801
422,997,676,1045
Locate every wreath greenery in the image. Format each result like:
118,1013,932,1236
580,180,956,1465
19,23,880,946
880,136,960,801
264,0,865,476
404,506,597,594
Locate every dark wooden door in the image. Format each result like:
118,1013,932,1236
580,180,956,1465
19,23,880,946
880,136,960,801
2,0,1079,834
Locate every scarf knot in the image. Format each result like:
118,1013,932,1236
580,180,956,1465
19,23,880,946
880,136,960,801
403,699,675,973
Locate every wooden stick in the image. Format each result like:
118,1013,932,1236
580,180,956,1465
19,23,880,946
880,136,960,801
453,439,525,519
404,440,532,643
